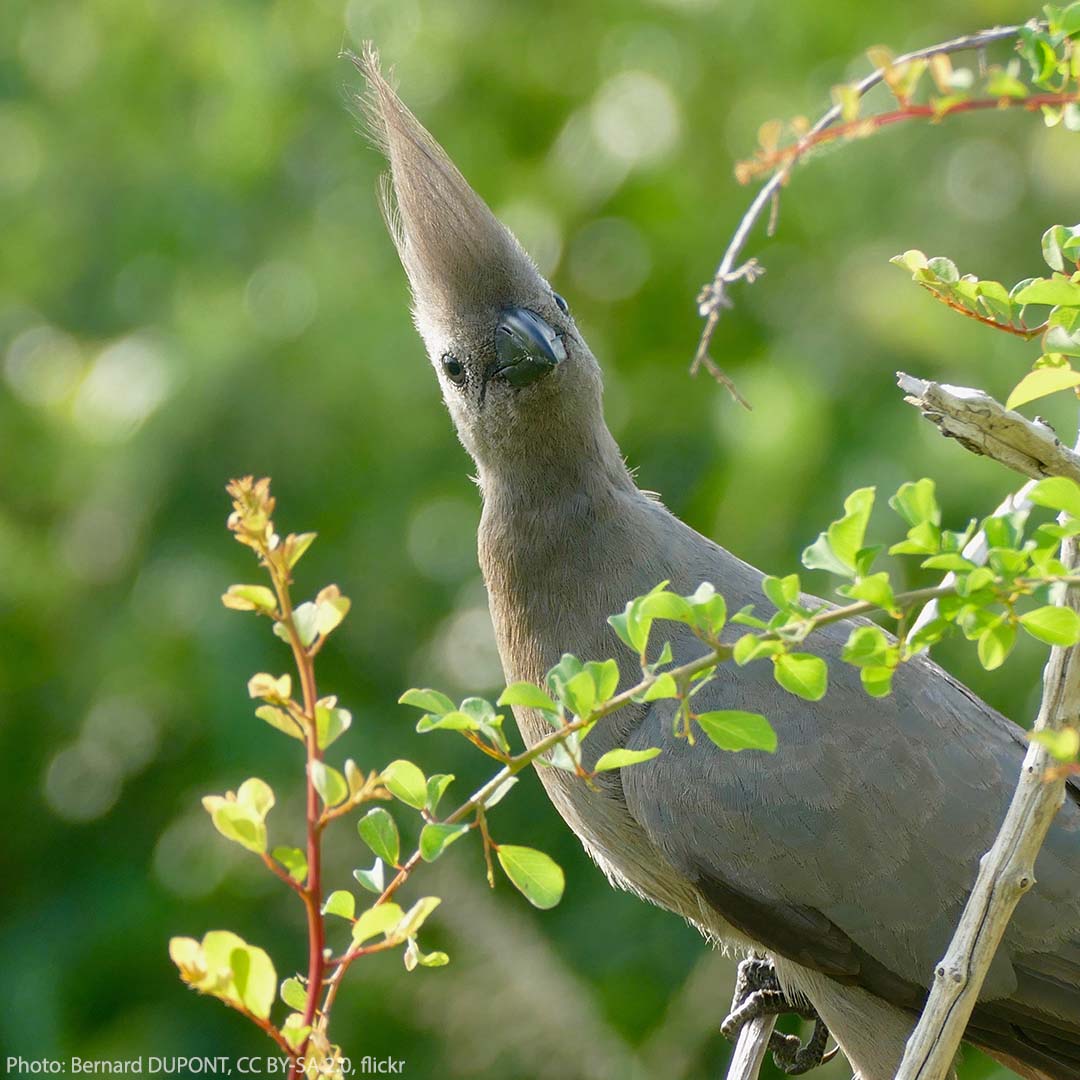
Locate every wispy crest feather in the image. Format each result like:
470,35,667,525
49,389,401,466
349,45,539,328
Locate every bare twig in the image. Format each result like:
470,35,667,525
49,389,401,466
695,22,1036,397
897,372,1080,484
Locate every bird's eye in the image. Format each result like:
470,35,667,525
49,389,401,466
442,354,466,386
553,293,569,315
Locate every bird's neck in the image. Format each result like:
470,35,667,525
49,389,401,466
476,417,667,690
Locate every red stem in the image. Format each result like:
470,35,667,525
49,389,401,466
739,92,1080,182
273,577,325,1078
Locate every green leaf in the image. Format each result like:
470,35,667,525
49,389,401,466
419,823,470,862
636,588,694,624
272,846,307,884
322,889,356,919
1061,2,1080,37
638,672,679,701
774,653,828,701
425,773,455,815
1019,605,1080,645
202,779,275,855
593,747,662,772
686,582,727,634
1006,365,1080,410
828,487,875,572
842,625,890,668
285,532,317,569
733,635,784,665
399,688,456,715
415,710,479,733
237,777,275,818
585,659,620,704
222,584,278,613
310,761,348,808
1043,225,1076,272
289,602,319,648
358,807,400,866
841,572,897,615
695,710,777,752
381,759,428,809
802,533,855,577
403,938,450,971
1013,275,1080,307
393,896,442,941
1029,476,1080,519
978,620,1016,671
860,666,894,697
763,574,800,612
255,704,305,741
497,682,559,712
921,554,977,572
280,977,307,1012
208,803,266,854
889,478,940,527
889,520,942,556
247,672,292,703
281,1015,312,1051
315,697,352,750
353,859,385,894
1030,727,1080,761
496,845,565,910
229,943,276,1021
562,669,597,718
1046,307,1080,357
352,902,404,946
315,585,351,636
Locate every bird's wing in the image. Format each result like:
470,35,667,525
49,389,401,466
620,619,1080,1067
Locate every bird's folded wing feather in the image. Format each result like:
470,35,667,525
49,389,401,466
620,622,1080,1049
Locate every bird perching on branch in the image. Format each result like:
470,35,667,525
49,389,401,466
355,47,1080,1080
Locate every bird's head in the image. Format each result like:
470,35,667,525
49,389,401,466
355,48,604,472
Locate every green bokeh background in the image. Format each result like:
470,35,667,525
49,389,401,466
2,0,1077,1076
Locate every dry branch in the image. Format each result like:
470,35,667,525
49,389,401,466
724,1017,777,1080
897,372,1080,484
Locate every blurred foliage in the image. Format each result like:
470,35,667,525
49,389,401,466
1,0,1077,1076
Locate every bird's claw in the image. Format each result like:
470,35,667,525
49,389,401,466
721,956,838,1076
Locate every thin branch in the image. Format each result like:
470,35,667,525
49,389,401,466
897,372,1080,484
694,22,1036,395
896,467,1080,1079
735,92,1079,185
724,1017,777,1080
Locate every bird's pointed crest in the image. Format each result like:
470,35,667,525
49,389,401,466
352,46,540,332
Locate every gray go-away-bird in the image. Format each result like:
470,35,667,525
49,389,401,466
356,50,1080,1080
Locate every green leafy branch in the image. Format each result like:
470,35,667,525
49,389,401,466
171,479,637,1075
892,225,1080,411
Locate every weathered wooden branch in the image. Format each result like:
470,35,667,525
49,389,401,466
725,1017,776,1080
897,372,1080,484
894,380,1080,1080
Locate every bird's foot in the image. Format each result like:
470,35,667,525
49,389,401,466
721,956,838,1076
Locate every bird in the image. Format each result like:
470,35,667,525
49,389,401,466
354,48,1080,1080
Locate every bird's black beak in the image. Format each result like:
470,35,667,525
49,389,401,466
489,308,566,389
